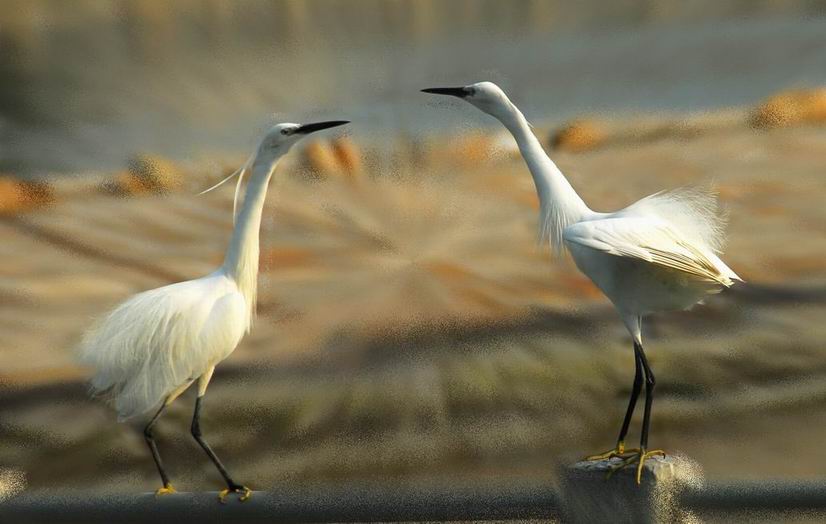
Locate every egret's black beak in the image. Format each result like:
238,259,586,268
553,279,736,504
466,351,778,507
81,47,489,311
294,120,350,135
421,87,470,98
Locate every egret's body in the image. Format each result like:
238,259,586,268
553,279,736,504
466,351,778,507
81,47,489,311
423,82,740,482
83,273,246,420
79,120,349,500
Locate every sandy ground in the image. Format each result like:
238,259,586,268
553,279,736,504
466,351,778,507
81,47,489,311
1,120,825,494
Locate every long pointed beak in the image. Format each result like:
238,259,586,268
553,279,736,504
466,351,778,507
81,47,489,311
294,120,350,135
421,87,469,98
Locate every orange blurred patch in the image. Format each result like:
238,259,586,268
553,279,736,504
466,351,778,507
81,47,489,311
550,119,607,153
427,133,496,168
127,154,183,192
331,136,363,176
751,88,826,128
100,154,183,196
300,140,340,178
0,177,55,216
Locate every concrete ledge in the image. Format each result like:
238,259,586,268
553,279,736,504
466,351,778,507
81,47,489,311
0,483,560,524
561,455,703,523
5,473,826,523
685,480,826,514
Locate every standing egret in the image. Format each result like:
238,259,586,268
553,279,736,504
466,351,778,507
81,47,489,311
79,120,350,501
423,82,741,483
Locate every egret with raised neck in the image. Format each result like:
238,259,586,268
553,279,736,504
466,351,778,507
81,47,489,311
79,120,349,501
423,82,741,483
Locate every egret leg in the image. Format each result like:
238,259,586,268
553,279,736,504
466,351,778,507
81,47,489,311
617,345,643,450
606,340,665,484
637,341,655,452
637,342,666,478
145,380,193,496
584,341,643,461
190,369,251,503
144,403,175,496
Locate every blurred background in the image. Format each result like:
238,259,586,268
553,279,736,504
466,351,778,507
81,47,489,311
1,0,826,496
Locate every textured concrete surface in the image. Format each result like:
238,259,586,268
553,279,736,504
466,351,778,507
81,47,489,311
561,455,703,523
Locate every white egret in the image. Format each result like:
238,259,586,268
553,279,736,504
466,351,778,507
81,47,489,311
79,120,350,501
423,82,741,483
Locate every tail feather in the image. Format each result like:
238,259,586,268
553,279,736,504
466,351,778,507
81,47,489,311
78,287,203,420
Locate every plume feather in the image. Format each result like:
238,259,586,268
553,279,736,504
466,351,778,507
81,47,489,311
198,154,254,223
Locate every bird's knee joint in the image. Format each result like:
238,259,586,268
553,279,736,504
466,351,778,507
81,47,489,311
144,426,153,439
646,375,656,387
190,422,201,438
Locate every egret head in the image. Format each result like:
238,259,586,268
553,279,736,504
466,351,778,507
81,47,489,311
422,81,512,119
198,119,349,210
255,120,350,165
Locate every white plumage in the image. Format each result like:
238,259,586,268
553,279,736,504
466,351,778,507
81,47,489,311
80,274,246,420
423,81,741,484
78,119,349,500
564,212,738,320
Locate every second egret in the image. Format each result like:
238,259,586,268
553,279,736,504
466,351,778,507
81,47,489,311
423,82,741,483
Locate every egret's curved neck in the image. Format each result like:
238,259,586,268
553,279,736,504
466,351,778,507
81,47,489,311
222,158,277,323
494,100,590,252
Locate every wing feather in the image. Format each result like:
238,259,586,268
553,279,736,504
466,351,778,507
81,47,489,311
620,186,728,254
563,217,739,285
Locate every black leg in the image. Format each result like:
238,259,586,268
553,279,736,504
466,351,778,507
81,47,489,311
191,396,241,489
616,343,644,447
636,341,656,450
144,403,172,488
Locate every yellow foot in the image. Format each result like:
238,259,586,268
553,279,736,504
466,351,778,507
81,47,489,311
606,448,667,484
218,485,252,504
154,484,177,497
584,441,640,461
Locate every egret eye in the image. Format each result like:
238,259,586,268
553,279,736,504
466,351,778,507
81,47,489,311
280,128,289,136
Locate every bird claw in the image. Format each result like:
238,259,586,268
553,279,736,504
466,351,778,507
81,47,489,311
218,485,252,503
154,484,177,497
583,441,640,461
605,448,666,484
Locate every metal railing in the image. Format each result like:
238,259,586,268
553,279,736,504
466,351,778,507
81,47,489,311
2,480,826,523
